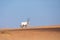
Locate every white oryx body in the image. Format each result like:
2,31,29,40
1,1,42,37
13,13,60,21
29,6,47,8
21,21,29,28
21,22,28,26
20,18,30,28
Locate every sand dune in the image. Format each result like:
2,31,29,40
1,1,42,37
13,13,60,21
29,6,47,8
0,26,60,40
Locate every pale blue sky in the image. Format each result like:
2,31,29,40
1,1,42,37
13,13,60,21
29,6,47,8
0,0,60,28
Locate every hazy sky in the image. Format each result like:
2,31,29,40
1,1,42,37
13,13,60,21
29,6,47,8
0,0,60,28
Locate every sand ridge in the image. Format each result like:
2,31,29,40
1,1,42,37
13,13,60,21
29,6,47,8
0,26,60,40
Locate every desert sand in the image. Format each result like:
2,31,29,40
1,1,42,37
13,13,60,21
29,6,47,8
0,26,60,40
